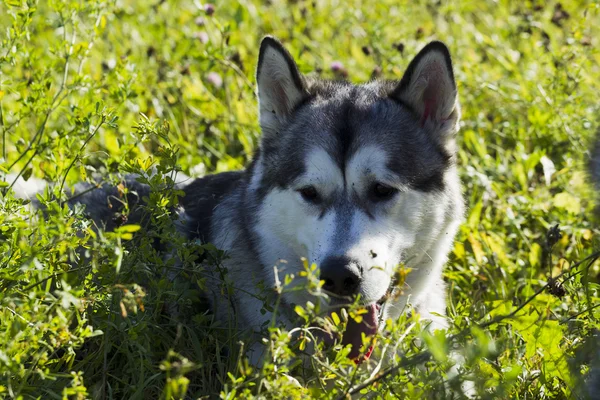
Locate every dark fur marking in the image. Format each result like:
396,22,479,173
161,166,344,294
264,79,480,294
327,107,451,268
181,171,245,241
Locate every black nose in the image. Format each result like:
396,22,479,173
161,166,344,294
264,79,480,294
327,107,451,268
319,256,362,297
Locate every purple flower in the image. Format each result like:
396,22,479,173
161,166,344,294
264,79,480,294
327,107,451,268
330,61,348,77
204,3,215,16
330,61,344,72
206,72,223,88
193,31,209,44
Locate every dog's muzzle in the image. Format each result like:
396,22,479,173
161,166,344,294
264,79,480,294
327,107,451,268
317,256,396,362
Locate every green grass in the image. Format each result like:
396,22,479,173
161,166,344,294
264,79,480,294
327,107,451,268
1,0,600,398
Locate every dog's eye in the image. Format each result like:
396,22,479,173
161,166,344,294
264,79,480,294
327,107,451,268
372,183,397,200
298,186,320,203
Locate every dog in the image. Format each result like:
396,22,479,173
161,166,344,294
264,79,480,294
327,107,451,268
10,36,464,367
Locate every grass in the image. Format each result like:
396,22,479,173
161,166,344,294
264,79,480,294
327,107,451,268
1,0,599,398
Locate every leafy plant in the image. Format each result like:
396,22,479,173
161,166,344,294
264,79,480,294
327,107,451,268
0,0,599,399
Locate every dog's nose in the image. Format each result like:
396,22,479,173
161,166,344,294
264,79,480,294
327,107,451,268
319,256,362,297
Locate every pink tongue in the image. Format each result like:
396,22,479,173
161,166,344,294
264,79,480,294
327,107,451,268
342,304,378,361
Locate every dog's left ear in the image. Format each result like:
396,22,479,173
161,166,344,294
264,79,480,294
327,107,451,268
391,41,460,143
256,36,308,139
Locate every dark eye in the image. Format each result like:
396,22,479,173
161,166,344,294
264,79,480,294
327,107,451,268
372,183,397,200
298,186,320,203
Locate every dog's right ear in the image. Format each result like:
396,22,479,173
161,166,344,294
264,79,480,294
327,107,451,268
256,36,308,138
390,41,460,148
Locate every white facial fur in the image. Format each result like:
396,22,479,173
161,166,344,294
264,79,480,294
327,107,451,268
252,145,454,310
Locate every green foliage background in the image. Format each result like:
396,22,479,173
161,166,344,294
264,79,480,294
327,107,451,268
0,0,599,398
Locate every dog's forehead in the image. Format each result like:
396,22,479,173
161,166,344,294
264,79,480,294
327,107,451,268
302,83,447,181
260,81,449,193
297,83,411,153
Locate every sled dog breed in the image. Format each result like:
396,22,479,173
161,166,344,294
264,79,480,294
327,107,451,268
12,36,464,364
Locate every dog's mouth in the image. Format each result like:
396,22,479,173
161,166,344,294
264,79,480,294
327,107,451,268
341,302,381,362
326,286,394,362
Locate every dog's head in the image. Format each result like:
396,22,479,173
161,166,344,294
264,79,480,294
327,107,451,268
247,37,462,338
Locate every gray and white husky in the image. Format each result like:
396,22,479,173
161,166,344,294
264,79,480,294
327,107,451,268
11,36,464,364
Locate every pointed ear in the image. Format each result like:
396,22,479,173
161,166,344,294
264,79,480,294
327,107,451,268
256,36,308,138
391,41,460,142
